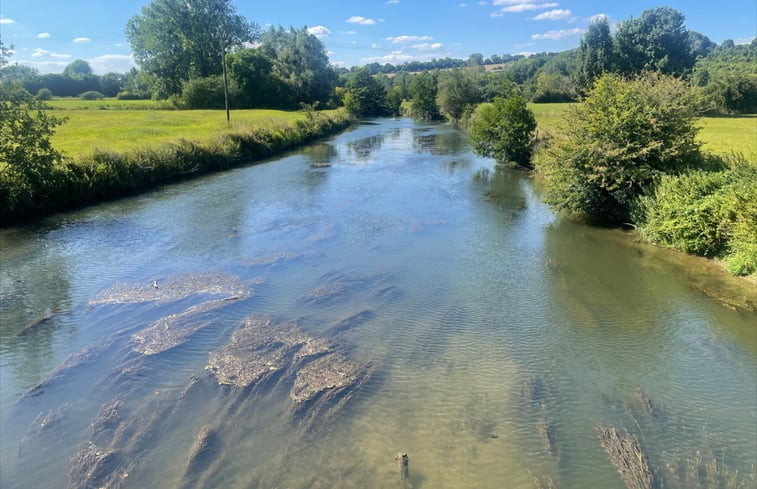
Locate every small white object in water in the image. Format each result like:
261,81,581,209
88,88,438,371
152,280,159,289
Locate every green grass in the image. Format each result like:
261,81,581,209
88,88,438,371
696,114,757,157
529,102,757,159
51,108,317,158
46,97,173,110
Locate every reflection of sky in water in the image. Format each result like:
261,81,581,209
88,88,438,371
0,118,755,489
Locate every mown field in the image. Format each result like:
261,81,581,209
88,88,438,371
529,103,757,159
49,102,320,157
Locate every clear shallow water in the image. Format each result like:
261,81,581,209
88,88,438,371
1,118,755,489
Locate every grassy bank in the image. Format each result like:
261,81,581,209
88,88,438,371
51,108,321,157
1,108,352,226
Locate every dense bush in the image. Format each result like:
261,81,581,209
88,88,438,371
180,75,228,109
469,94,536,167
640,157,756,275
80,90,104,100
0,86,66,216
35,88,53,100
535,72,701,223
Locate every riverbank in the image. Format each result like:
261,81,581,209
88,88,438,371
528,102,757,280
0,108,353,227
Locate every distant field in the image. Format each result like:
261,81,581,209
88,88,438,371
529,102,757,158
51,108,314,157
46,98,174,110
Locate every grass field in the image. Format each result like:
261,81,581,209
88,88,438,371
50,108,316,157
529,102,757,158
46,98,175,110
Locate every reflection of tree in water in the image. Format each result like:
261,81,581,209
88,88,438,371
412,127,467,155
300,143,337,168
483,167,528,211
0,237,72,389
343,134,387,163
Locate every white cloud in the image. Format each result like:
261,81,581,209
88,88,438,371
386,35,433,44
735,36,756,45
516,51,536,57
31,48,71,58
307,25,331,38
341,30,357,35
73,37,91,43
498,3,559,13
372,43,379,48
459,3,467,6
412,42,443,51
88,54,136,74
387,0,400,4
346,16,376,25
531,27,583,40
589,13,608,22
362,50,414,64
37,32,51,39
532,9,571,20
0,18,14,24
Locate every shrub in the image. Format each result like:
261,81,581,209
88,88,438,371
35,88,53,100
469,94,537,167
639,156,757,276
181,76,229,110
535,72,701,223
80,90,104,100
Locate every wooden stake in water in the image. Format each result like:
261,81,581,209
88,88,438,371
395,452,410,489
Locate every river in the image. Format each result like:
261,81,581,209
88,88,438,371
1,118,755,489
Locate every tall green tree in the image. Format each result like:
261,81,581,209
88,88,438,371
259,26,336,106
63,59,93,78
575,17,614,92
126,0,258,97
436,68,481,122
343,67,387,117
408,71,440,120
614,7,694,76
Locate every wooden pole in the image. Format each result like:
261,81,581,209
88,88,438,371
222,43,230,126
395,452,410,488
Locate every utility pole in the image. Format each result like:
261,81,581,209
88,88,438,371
222,43,230,125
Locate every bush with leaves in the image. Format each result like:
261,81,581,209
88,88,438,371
35,87,53,100
469,93,536,167
535,72,701,223
0,86,66,217
80,90,104,100
640,157,756,276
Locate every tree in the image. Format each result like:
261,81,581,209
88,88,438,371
436,68,481,122
1,38,12,67
227,48,289,108
408,71,440,120
614,7,694,76
575,17,614,92
469,93,536,167
342,67,387,117
63,59,93,78
126,0,258,97
536,72,701,223
0,86,66,214
259,26,336,106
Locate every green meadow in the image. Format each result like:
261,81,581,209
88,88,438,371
529,102,757,159
50,106,320,158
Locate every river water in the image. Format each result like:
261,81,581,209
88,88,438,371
1,118,755,489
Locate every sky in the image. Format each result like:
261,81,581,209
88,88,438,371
1,0,755,74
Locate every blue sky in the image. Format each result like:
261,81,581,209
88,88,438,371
1,0,755,74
